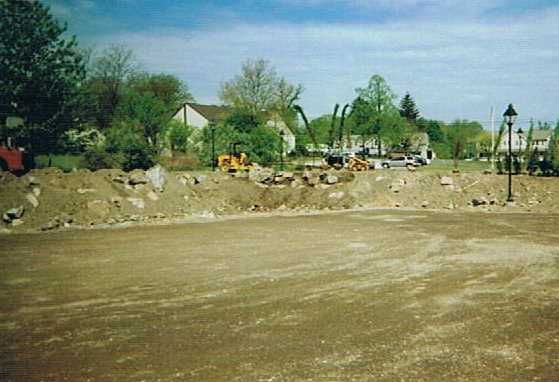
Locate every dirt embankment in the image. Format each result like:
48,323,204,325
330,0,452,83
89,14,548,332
0,166,557,233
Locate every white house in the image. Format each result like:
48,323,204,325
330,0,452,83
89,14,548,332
172,102,296,153
172,103,230,129
266,114,296,154
498,129,553,154
312,132,434,159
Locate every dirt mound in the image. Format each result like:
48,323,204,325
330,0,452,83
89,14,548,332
1,167,558,233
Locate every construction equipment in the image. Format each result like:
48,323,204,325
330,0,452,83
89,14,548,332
217,142,253,173
347,156,369,171
0,138,33,174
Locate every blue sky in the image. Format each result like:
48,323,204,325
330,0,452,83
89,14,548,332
44,0,559,128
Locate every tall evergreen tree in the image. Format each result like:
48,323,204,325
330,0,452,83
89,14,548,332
399,93,420,123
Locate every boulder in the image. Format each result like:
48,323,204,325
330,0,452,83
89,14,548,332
3,206,25,222
127,197,145,209
147,191,159,201
421,201,429,208
249,168,275,184
146,165,167,191
128,170,148,185
41,219,60,231
303,170,320,186
195,175,207,184
273,175,285,184
440,176,453,186
177,174,197,186
87,200,111,216
112,175,128,184
27,176,40,186
324,174,338,185
472,196,489,206
281,172,295,180
110,196,123,208
329,191,345,199
25,194,39,208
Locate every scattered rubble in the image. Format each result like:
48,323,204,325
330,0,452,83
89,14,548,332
1,167,558,233
440,176,453,186
3,206,25,223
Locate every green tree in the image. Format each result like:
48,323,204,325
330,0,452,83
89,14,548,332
104,122,156,170
126,72,194,116
219,59,302,116
309,114,339,146
354,75,399,155
399,93,420,123
378,114,416,151
117,91,168,146
0,0,86,153
446,120,483,169
86,45,136,129
165,120,192,153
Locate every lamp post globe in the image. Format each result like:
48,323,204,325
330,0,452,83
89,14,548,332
503,104,518,202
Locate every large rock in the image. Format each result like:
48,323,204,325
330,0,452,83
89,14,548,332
440,176,453,186
195,175,207,184
147,191,159,201
127,197,145,209
87,200,111,216
128,170,148,186
303,171,319,186
472,196,489,206
146,165,167,192
27,176,40,186
324,174,338,185
177,173,197,186
25,194,39,208
3,206,25,223
329,191,345,199
249,167,275,184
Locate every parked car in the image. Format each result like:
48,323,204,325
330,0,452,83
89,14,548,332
381,156,417,168
413,155,428,166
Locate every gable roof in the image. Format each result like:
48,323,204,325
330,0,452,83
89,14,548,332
185,103,231,123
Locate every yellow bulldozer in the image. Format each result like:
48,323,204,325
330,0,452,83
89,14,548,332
347,156,370,171
217,142,253,173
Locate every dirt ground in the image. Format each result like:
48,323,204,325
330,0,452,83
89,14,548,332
1,210,558,381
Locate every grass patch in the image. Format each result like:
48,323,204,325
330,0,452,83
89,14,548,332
418,159,492,173
35,154,85,172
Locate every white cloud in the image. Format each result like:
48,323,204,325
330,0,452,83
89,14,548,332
93,5,559,125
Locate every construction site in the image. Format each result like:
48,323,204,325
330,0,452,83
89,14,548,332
1,165,559,381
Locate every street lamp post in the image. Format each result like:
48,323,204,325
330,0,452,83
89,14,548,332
279,130,285,171
210,124,216,172
503,104,518,202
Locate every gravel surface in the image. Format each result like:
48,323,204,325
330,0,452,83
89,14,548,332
1,210,558,381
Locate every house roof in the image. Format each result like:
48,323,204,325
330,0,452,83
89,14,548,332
184,103,231,122
531,129,553,140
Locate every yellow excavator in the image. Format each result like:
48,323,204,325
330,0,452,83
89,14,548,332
217,142,253,173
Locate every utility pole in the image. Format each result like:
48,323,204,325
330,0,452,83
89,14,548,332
490,107,495,171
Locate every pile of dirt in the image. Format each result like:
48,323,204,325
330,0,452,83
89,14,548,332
1,166,557,233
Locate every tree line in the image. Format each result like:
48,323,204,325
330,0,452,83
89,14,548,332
1,0,558,173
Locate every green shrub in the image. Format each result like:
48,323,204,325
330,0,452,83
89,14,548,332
105,122,156,171
82,147,123,170
165,120,192,152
